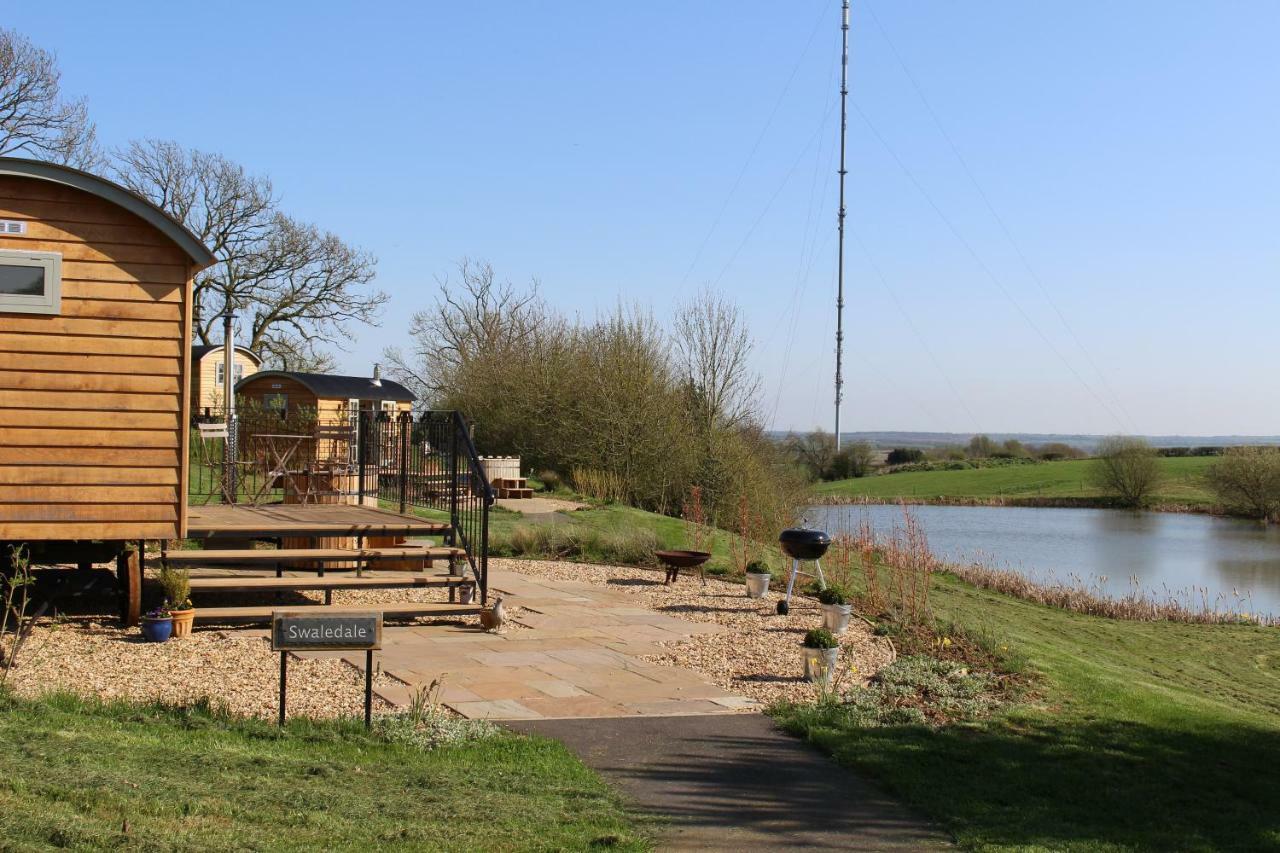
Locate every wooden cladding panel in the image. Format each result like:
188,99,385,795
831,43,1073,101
0,409,178,429
0,174,194,540
0,352,179,376
59,298,182,322
0,371,178,394
0,466,178,485
0,390,179,413
61,280,183,303
3,237,188,266
0,427,179,448
0,506,176,522
0,333,180,357
0,447,179,466
0,316,178,339
0,485,177,504
6,218,177,247
0,522,178,539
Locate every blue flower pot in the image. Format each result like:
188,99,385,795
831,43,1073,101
141,618,173,643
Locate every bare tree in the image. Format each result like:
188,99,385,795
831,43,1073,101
1090,436,1162,507
788,429,837,481
1206,446,1280,520
673,287,761,434
834,440,877,479
384,259,545,401
0,29,100,168
113,140,386,368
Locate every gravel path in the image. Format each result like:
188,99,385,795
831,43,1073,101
9,618,399,720
492,558,894,707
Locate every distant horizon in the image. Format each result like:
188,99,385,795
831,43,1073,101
770,429,1280,450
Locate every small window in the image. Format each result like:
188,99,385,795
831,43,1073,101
0,250,61,315
215,360,246,387
264,393,287,415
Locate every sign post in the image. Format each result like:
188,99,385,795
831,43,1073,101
271,610,383,728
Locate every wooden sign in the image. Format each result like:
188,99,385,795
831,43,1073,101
271,611,382,651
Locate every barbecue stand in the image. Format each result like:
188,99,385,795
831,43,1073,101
777,527,832,615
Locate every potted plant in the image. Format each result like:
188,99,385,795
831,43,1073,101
159,566,194,639
744,560,772,598
140,605,173,643
802,627,839,683
817,584,852,634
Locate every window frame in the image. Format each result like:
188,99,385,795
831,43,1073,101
0,249,62,315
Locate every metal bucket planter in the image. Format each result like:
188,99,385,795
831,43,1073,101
803,646,840,683
822,603,852,635
745,572,771,599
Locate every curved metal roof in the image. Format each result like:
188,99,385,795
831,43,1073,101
0,157,215,268
191,344,262,365
237,370,417,402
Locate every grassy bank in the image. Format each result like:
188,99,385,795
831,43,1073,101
486,501,769,575
773,569,1280,851
813,457,1217,508
0,692,646,851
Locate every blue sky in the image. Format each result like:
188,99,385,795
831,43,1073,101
11,2,1279,434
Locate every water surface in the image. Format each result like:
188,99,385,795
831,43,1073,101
810,504,1280,617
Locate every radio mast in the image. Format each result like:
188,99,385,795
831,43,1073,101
834,0,850,451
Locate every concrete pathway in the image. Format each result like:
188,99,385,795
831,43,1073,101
297,568,758,719
510,713,951,851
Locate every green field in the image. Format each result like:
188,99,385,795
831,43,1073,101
813,457,1218,507
0,692,646,851
774,571,1280,851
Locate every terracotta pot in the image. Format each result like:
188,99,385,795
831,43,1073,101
170,608,195,639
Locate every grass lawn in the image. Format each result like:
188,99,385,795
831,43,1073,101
398,496,764,575
0,692,647,851
773,571,1280,851
813,457,1218,507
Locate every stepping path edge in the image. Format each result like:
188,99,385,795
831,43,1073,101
508,713,952,852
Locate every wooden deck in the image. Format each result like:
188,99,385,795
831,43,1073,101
186,504,449,539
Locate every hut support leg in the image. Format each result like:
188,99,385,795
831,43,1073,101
117,548,140,628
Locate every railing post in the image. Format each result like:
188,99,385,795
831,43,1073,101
480,489,489,605
398,411,410,515
225,415,238,504
357,409,368,505
448,415,459,547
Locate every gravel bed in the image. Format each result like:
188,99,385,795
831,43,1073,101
493,558,894,706
8,618,399,721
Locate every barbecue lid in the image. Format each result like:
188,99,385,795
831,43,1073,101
778,527,832,559
779,527,832,546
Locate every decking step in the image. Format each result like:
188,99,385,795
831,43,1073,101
189,573,471,592
194,602,483,624
163,547,464,566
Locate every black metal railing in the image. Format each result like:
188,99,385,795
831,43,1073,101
357,410,494,603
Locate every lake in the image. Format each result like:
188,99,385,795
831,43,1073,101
810,503,1280,618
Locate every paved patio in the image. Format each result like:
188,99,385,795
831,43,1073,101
299,567,759,719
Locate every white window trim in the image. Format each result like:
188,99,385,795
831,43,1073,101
214,360,244,387
0,249,61,315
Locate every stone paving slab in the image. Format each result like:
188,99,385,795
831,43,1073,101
311,567,759,720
